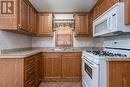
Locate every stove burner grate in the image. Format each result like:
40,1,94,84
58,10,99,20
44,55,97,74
86,51,127,57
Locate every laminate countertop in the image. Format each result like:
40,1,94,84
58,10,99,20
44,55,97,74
0,47,102,58
0,47,130,61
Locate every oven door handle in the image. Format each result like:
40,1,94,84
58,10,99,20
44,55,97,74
83,58,98,69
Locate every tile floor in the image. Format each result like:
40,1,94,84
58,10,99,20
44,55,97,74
39,82,82,87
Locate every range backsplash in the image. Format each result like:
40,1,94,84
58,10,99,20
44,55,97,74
32,36,104,47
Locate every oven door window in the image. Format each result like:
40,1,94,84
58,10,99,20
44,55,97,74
84,63,92,79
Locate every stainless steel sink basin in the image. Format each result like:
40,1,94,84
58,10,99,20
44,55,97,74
51,48,75,51
51,48,63,51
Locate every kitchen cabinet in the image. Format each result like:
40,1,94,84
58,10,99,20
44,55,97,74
20,0,37,34
35,53,42,87
43,53,62,81
42,52,82,82
0,0,37,35
24,55,36,87
74,13,91,37
107,61,130,87
0,53,42,87
62,53,82,80
124,0,130,24
20,0,29,32
37,13,53,36
92,0,119,20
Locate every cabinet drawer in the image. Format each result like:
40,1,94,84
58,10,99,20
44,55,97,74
63,53,81,57
25,65,35,81
25,76,35,87
24,56,35,69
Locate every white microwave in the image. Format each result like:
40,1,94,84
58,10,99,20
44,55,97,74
93,2,130,37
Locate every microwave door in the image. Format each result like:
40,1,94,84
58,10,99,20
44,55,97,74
93,18,110,36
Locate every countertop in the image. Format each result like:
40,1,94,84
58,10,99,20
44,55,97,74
0,47,102,58
105,57,130,61
0,47,130,61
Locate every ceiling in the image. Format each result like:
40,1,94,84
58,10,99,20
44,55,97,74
29,0,97,12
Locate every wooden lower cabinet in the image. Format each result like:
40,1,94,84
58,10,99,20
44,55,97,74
43,53,62,81
0,53,42,87
62,53,82,80
124,0,130,24
42,52,82,82
35,53,42,87
107,61,130,87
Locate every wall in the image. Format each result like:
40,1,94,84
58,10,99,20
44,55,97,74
0,30,32,49
32,36,104,47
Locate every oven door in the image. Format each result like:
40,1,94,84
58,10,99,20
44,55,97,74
82,58,99,87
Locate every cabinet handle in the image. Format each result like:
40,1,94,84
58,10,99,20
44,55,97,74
18,24,22,29
18,24,28,32
28,69,34,74
28,81,33,85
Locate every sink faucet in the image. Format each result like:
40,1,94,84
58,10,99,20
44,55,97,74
62,41,68,50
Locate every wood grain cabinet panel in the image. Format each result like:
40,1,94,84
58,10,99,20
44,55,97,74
0,59,24,87
107,61,130,87
43,53,62,80
62,53,82,80
0,0,37,35
20,0,29,31
37,13,53,36
42,52,82,82
124,0,130,24
92,0,119,20
35,53,42,87
0,53,42,87
74,13,90,37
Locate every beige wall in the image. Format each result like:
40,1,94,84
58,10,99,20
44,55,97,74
0,31,32,49
32,36,104,47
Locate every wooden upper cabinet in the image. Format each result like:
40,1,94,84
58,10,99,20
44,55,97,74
19,0,29,31
0,0,18,30
0,0,37,35
92,0,119,20
75,13,91,37
37,13,53,36
29,6,37,34
124,0,130,24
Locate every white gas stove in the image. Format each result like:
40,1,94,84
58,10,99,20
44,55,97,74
82,48,128,64
82,47,130,87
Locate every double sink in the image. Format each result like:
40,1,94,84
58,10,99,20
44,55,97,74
51,48,75,51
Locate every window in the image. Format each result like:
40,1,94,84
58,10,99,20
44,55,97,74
53,14,74,47
55,26,73,47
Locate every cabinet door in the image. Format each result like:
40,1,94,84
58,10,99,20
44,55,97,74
20,0,29,31
43,53,62,80
75,13,89,36
33,10,37,34
93,0,119,20
62,53,81,80
124,0,130,24
31,8,36,34
35,53,42,87
38,13,53,36
107,61,130,87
